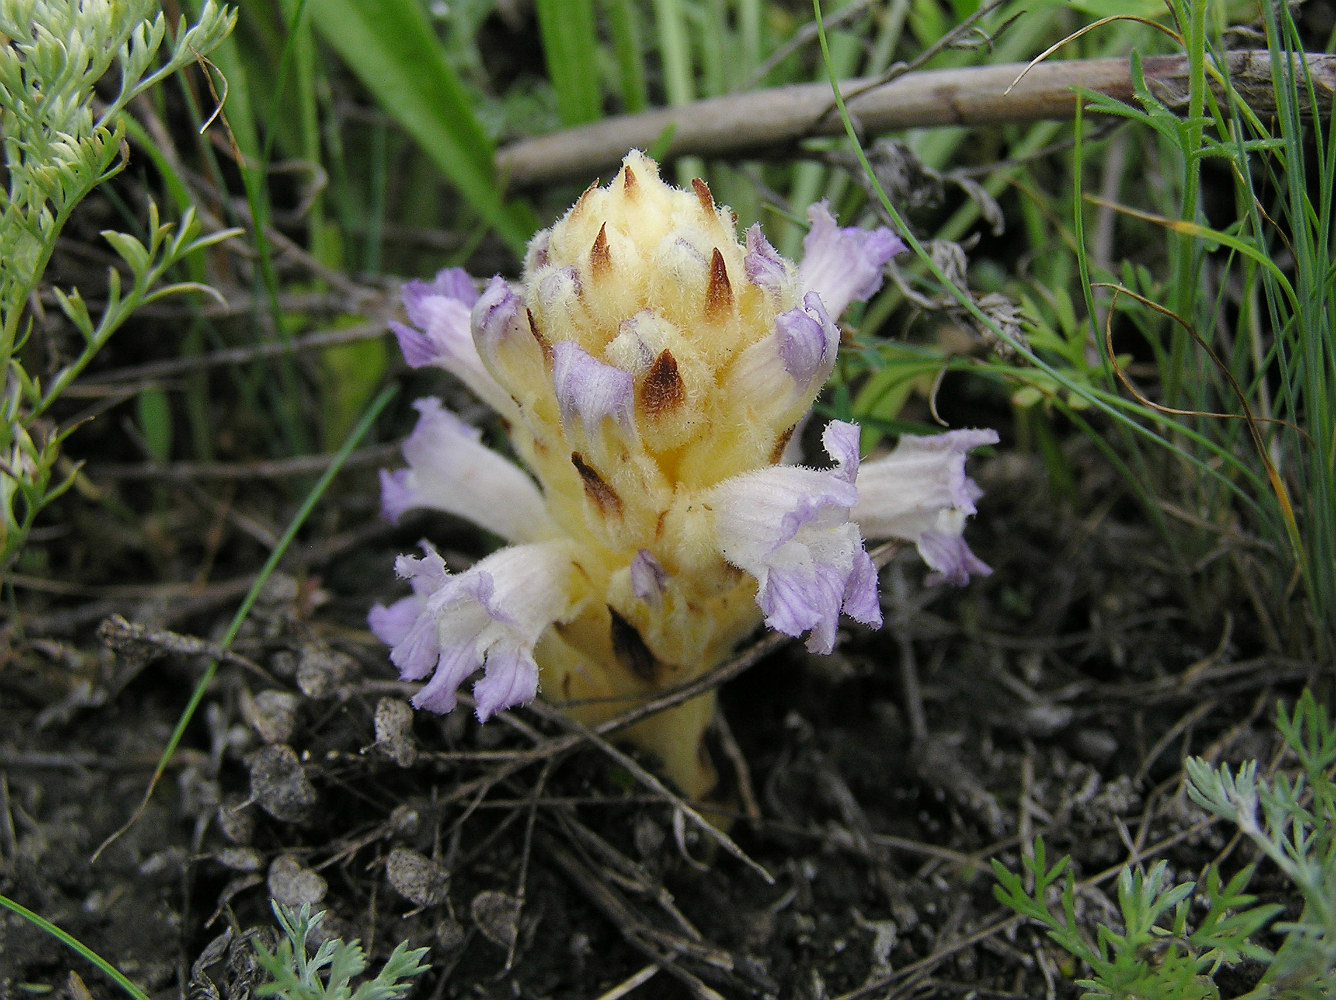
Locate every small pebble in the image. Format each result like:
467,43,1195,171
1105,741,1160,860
470,890,521,949
297,646,355,698
385,846,449,907
374,698,419,767
243,689,299,744
246,744,317,823
268,854,327,908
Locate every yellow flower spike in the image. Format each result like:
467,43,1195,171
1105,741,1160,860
374,152,997,802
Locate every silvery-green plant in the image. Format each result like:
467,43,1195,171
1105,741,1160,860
253,902,430,1000
0,0,238,570
994,690,1336,999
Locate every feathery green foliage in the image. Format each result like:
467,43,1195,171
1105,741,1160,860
995,690,1336,998
253,903,429,1000
0,0,238,570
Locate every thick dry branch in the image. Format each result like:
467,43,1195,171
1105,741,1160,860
497,50,1336,189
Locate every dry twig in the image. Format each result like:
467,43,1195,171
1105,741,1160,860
497,51,1336,189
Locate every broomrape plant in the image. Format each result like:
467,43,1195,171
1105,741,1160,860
372,152,996,796
0,0,237,570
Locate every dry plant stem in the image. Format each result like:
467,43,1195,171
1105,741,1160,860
539,833,729,1000
497,50,1336,188
521,697,773,883
70,321,389,391
86,442,400,481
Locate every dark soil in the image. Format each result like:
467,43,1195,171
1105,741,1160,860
2,431,1316,1000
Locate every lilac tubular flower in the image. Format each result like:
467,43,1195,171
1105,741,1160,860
727,292,839,408
708,420,881,654
389,267,518,420
851,428,999,585
551,340,636,442
374,153,997,799
369,541,582,720
379,397,556,544
744,224,789,294
797,201,905,319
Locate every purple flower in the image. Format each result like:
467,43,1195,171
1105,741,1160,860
551,340,637,443
726,292,839,410
471,276,527,368
744,224,789,294
707,420,881,653
389,267,517,420
378,398,555,544
917,531,993,587
630,548,668,606
369,545,451,682
797,201,905,319
851,428,998,585
374,153,998,775
775,292,839,390
369,541,583,720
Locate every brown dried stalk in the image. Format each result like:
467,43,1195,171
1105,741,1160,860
497,50,1336,189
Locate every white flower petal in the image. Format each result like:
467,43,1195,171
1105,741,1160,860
372,541,583,720
797,201,905,319
707,420,881,653
852,428,997,585
380,398,556,544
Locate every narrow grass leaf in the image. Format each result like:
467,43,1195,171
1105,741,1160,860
536,0,602,125
0,895,151,1000
307,0,534,254
91,383,398,862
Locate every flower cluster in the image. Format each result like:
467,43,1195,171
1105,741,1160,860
372,151,996,796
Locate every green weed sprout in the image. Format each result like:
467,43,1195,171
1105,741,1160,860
253,902,430,1000
0,0,238,570
994,690,1336,998
1184,691,1336,996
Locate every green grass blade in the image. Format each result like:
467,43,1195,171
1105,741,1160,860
91,383,398,862
604,0,649,114
307,0,535,255
0,895,151,1000
536,0,602,125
